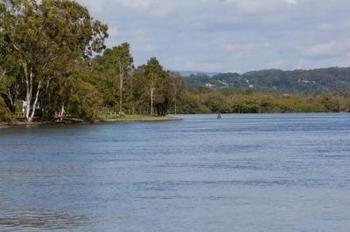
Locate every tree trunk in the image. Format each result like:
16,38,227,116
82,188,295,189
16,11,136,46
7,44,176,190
119,61,124,115
25,65,33,121
59,104,65,121
28,81,41,122
173,85,177,115
14,84,19,113
119,75,123,115
150,85,154,116
6,88,14,111
131,79,135,115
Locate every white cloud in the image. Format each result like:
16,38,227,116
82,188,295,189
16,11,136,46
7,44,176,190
304,41,338,57
285,0,298,5
119,0,152,8
77,0,350,72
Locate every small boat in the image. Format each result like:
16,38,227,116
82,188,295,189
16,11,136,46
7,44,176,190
217,113,222,119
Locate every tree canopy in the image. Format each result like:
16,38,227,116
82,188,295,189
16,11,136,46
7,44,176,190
0,0,181,122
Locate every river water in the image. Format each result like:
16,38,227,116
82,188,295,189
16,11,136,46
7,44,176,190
0,114,349,231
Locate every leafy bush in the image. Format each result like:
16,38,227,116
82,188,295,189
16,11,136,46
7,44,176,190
63,78,103,121
0,96,14,122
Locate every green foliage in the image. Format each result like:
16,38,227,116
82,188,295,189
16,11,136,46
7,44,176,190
144,58,173,116
63,77,103,121
0,96,13,122
0,0,180,121
177,90,349,114
0,0,108,122
94,43,133,112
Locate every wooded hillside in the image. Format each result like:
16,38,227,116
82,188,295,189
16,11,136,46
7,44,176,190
184,68,350,94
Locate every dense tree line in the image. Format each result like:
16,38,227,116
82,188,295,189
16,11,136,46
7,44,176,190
179,68,350,114
177,89,350,114
0,0,182,122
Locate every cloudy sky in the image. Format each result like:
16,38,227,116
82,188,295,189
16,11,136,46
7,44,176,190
78,0,350,73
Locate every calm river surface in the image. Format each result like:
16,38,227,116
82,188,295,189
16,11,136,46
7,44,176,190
0,114,350,232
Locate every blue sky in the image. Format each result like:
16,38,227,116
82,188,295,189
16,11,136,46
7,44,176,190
78,0,350,73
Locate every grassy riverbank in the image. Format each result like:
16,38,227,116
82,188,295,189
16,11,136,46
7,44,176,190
0,115,181,128
97,114,181,122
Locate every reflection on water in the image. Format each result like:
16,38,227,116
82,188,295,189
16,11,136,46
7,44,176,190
0,210,86,230
0,114,350,231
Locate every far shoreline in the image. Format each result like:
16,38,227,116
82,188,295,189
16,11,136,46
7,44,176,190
1,112,349,129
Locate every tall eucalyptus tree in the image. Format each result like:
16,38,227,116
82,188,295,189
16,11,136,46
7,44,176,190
100,43,133,114
0,0,108,121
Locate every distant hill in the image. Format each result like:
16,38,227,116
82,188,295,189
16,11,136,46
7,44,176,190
183,67,350,94
177,70,219,77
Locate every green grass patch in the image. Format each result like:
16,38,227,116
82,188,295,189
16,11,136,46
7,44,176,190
98,114,179,122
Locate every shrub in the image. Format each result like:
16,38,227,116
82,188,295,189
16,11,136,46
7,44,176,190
0,96,14,122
